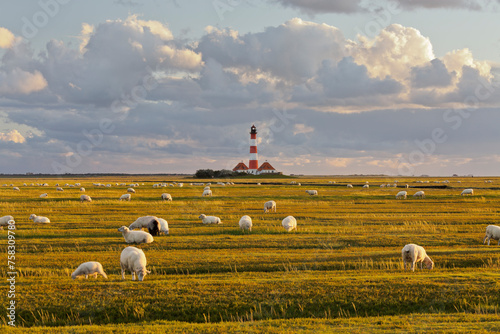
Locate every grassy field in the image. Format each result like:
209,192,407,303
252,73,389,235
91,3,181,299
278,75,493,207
1,175,500,333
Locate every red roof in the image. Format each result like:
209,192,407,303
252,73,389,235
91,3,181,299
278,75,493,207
233,162,249,171
258,162,275,171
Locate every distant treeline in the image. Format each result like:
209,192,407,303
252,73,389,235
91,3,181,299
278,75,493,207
194,169,239,178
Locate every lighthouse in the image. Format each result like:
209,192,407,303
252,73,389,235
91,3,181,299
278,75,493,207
232,125,279,175
248,125,259,174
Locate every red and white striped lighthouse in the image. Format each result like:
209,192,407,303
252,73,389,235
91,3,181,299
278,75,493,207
248,125,258,174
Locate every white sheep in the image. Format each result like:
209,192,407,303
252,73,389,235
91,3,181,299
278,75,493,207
483,225,500,246
198,214,222,224
80,187,85,192
161,193,172,201
29,214,50,223
204,186,210,191
401,244,434,272
413,191,425,199
157,218,169,235
120,194,131,201
80,194,92,202
56,187,64,191
396,191,407,199
0,215,14,229
129,216,159,230
239,215,253,232
202,189,212,197
40,193,48,198
120,246,150,281
118,226,154,244
71,261,108,279
461,188,474,196
305,190,318,196
127,188,136,193
363,184,369,188
264,200,276,213
282,216,297,232
347,184,353,188
13,187,20,191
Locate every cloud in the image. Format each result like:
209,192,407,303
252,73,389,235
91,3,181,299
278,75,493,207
411,58,454,88
270,0,500,14
0,68,47,95
0,27,15,49
0,129,26,143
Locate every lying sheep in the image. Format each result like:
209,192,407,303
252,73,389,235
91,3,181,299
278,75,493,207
202,189,212,197
413,191,425,199
120,194,131,201
239,215,253,232
29,214,50,223
198,214,222,224
161,193,172,201
305,190,318,196
129,216,159,230
56,187,64,191
401,244,434,272
120,246,150,281
347,184,353,188
80,194,92,202
13,187,20,191
80,187,85,192
71,261,108,279
0,215,14,230
282,216,297,232
127,188,136,193
396,191,407,199
40,193,48,198
363,184,369,188
461,188,474,196
147,219,161,236
264,200,277,213
483,225,500,246
118,226,154,244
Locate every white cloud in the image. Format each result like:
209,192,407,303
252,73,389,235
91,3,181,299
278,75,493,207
0,129,25,143
0,27,15,49
0,68,47,95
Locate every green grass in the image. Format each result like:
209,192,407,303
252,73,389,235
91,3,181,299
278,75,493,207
0,176,499,332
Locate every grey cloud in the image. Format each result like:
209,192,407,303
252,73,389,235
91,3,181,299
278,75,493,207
411,58,454,88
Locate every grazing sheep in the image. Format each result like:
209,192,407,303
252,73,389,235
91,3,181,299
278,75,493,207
80,194,92,202
305,190,318,196
71,262,108,279
0,215,14,230
239,215,253,232
405,184,409,188
264,200,277,213
204,186,210,191
127,188,136,193
129,216,158,230
282,216,297,232
29,214,50,223
13,187,20,191
40,193,48,198
401,244,434,272
56,187,64,191
161,193,172,201
157,218,169,235
347,184,353,188
202,189,212,197
198,214,222,224
117,226,154,244
120,246,150,281
396,191,407,199
80,187,85,192
363,184,369,188
483,225,500,246
413,191,425,199
147,219,161,236
461,188,474,196
120,194,131,201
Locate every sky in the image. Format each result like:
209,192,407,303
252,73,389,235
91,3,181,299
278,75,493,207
0,0,500,176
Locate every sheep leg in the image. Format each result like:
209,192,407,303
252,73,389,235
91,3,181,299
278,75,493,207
121,265,126,280
132,271,136,281
411,262,415,272
483,235,488,244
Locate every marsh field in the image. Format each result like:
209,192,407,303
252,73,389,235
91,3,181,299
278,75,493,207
1,175,500,333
